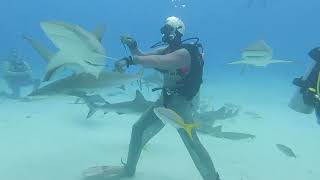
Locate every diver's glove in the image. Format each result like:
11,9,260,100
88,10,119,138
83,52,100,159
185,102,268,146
293,76,308,88
120,35,138,50
114,56,135,73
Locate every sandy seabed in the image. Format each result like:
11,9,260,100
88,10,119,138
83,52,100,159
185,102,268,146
0,78,319,180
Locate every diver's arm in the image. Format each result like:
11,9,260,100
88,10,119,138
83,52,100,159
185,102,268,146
133,48,191,71
121,36,166,56
130,47,166,56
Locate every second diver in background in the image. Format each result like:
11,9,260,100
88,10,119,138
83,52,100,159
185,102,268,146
1,49,40,98
290,47,320,125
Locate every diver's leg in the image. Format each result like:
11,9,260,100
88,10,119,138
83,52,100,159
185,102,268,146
170,97,221,180
124,101,165,176
178,129,220,180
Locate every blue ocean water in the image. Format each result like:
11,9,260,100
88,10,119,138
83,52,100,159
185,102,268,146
1,1,320,180
1,0,320,77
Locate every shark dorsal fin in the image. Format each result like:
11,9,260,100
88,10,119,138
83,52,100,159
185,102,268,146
134,90,146,103
92,25,106,42
244,40,272,52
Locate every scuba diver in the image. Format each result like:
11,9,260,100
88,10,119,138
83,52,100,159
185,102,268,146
289,47,320,125
1,50,40,98
83,17,221,180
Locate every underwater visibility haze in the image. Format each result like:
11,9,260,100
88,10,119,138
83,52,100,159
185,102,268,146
0,0,320,180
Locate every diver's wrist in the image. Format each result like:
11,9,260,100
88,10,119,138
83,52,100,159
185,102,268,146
126,56,137,67
131,56,140,64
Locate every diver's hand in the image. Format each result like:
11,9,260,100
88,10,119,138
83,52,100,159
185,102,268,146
120,35,138,50
114,58,127,73
293,76,306,88
114,56,135,73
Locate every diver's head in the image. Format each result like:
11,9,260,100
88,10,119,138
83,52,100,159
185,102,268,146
161,16,185,47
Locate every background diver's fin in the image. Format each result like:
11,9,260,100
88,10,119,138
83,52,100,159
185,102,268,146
22,34,54,63
92,24,106,42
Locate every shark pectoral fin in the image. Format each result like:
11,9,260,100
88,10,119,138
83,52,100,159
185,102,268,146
43,68,57,82
270,59,293,64
83,98,100,118
22,34,54,63
87,103,99,119
228,60,244,65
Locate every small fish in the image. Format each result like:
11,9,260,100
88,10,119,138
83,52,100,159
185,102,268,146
276,144,297,158
244,111,263,119
153,107,198,140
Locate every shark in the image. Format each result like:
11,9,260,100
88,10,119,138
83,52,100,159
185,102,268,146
27,21,107,82
24,32,142,97
194,105,240,127
28,69,143,97
228,40,293,67
201,125,256,140
80,90,154,118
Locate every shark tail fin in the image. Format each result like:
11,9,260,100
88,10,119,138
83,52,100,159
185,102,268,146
182,123,199,140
